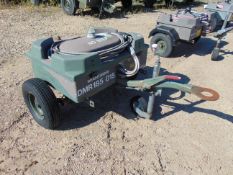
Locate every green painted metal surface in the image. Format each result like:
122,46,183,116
26,32,148,103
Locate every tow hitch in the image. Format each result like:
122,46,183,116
126,44,219,119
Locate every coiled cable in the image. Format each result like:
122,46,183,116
49,32,140,78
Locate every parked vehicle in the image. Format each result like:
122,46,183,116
204,0,233,31
22,27,219,129
149,7,207,57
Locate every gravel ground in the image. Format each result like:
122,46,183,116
0,6,233,175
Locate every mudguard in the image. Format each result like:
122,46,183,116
148,25,180,46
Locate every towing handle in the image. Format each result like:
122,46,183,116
124,75,220,101
156,81,219,101
215,26,233,38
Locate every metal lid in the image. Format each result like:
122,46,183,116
58,33,121,54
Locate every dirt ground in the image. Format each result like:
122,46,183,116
0,5,233,175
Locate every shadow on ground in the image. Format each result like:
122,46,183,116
74,0,205,19
74,5,158,19
57,66,232,131
170,37,229,58
173,1,206,9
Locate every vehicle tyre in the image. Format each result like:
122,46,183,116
209,17,218,32
130,96,147,117
31,0,40,5
211,48,220,61
144,0,155,8
22,78,61,129
121,0,132,10
150,33,173,57
61,0,78,15
186,0,194,3
91,7,100,13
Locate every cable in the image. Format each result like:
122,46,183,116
118,46,140,78
50,33,131,57
49,32,140,78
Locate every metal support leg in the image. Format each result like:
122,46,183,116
146,44,161,119
146,92,155,118
212,7,232,60
99,0,105,19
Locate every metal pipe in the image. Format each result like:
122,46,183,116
146,44,160,118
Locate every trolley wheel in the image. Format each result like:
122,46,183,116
211,48,220,61
22,78,61,129
130,96,147,117
150,33,173,57
61,0,78,15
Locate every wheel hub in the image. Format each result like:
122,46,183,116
28,94,44,120
157,40,167,52
64,0,72,11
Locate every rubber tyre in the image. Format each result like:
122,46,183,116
209,17,218,32
130,96,147,117
121,0,132,9
22,78,61,129
211,48,220,61
144,0,155,8
31,0,40,5
61,0,77,15
150,33,173,57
